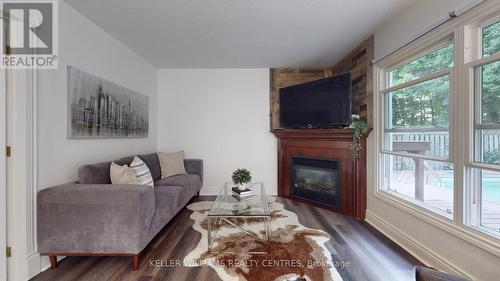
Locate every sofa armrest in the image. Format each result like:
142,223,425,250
415,266,471,281
184,159,203,184
37,183,155,254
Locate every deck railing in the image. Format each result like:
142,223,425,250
391,131,500,170
482,131,500,156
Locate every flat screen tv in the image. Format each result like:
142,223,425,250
279,73,352,129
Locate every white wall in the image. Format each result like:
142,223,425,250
10,2,157,279
156,69,277,195
374,0,481,61
37,2,157,189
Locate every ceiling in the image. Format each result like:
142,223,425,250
64,0,414,68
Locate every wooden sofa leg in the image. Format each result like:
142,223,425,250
49,256,57,269
133,255,139,271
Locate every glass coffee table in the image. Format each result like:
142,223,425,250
207,182,271,254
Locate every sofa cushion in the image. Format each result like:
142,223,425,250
158,151,187,178
110,162,140,185
78,153,160,184
155,174,202,200
147,186,187,236
78,161,112,184
78,156,132,184
130,156,154,187
138,153,161,181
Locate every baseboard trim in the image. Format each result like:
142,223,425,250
365,210,475,280
199,187,223,195
28,253,41,279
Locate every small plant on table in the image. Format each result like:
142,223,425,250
232,168,252,190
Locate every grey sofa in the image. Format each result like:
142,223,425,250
37,153,203,271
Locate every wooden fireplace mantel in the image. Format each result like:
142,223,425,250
273,128,368,220
273,128,358,140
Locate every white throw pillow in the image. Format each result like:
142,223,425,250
110,162,140,185
130,156,154,187
158,151,187,178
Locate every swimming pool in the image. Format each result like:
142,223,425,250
441,177,500,204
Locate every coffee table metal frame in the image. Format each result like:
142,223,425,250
207,182,271,254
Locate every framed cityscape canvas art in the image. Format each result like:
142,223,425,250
67,66,149,138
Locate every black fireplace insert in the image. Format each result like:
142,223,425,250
291,156,341,208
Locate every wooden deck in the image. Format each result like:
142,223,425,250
426,199,500,232
390,171,500,233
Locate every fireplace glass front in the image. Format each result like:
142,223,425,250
291,157,341,208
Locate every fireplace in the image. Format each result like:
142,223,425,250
292,157,341,208
273,129,367,220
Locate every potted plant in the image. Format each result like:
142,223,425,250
232,168,252,190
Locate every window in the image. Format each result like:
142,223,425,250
475,60,500,163
382,154,454,214
468,168,500,233
380,41,455,217
482,20,500,57
375,4,500,246
470,19,500,235
389,43,454,86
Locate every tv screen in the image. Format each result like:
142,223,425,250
279,73,352,129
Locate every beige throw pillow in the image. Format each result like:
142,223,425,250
110,162,140,185
158,151,187,178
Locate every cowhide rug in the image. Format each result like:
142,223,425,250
183,197,343,281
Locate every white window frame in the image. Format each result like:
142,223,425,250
379,34,456,218
383,38,454,159
373,1,500,259
463,12,500,236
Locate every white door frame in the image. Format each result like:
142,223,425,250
0,6,40,280
6,68,32,281
0,68,7,281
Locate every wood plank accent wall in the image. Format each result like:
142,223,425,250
270,35,374,130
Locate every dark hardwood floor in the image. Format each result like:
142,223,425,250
31,196,422,281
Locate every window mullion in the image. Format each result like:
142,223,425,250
381,68,451,93
381,150,451,163
474,124,500,130
469,161,500,173
385,128,449,133
462,22,482,229
466,51,500,68
474,169,482,225
453,26,465,225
